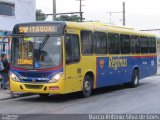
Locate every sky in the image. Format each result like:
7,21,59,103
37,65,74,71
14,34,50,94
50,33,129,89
36,0,160,30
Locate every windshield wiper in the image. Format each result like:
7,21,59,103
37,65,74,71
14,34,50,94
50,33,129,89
39,35,50,50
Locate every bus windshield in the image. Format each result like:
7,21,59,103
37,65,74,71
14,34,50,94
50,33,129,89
11,36,62,69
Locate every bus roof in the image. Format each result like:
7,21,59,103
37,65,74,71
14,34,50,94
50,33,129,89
66,22,156,37
13,21,156,37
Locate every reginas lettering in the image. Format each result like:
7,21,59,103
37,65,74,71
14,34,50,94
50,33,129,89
109,57,128,70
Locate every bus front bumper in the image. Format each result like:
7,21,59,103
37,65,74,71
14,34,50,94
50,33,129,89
10,78,65,94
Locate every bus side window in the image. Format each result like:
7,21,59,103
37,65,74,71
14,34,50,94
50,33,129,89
93,32,107,54
108,33,120,54
131,35,140,54
65,34,80,64
148,37,156,53
120,34,130,54
81,31,93,55
140,36,148,54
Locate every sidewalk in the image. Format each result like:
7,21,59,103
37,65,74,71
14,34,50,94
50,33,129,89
0,81,12,100
0,87,11,100
0,83,34,100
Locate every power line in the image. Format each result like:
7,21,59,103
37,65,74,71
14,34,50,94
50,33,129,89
46,12,83,16
106,12,121,24
52,0,85,21
106,2,126,26
140,29,160,34
44,12,84,21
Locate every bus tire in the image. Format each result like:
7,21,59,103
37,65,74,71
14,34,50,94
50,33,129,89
82,75,93,98
130,69,139,88
39,94,49,98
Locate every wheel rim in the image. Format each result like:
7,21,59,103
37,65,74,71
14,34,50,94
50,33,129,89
84,80,91,92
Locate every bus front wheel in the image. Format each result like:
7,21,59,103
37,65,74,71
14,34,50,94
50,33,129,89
82,75,93,98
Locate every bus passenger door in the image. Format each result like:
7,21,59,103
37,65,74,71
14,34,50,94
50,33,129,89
64,33,82,93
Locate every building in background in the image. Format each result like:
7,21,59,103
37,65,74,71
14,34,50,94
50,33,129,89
0,0,36,35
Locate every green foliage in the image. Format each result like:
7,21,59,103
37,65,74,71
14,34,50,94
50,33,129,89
36,9,47,21
56,15,81,22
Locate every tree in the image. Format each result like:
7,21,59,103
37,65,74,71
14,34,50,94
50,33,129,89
70,15,81,22
36,9,47,21
56,15,82,22
56,15,71,21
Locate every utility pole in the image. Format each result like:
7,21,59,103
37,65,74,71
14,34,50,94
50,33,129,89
80,0,82,22
106,2,126,26
53,0,56,21
122,2,126,26
76,0,85,22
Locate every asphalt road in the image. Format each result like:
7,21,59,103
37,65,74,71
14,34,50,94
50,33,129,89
0,76,160,115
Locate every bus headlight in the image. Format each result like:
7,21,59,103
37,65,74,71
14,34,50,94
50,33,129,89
11,73,20,82
49,72,64,83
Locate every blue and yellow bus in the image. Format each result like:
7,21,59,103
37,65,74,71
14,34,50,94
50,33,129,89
10,22,157,97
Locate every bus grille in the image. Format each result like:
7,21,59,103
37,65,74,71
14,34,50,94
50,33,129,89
22,79,47,83
25,85,43,89
19,72,51,78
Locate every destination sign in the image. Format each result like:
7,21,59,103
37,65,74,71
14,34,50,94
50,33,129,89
17,59,33,65
19,25,58,34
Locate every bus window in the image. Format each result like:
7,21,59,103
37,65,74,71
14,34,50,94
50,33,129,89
131,36,140,54
65,34,80,64
148,37,156,53
120,34,130,54
93,32,107,54
108,33,120,54
81,31,93,55
140,37,148,54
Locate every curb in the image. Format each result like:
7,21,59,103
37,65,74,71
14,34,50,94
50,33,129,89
0,92,34,101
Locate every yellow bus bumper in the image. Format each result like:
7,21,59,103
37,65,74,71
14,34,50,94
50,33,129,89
10,78,65,94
